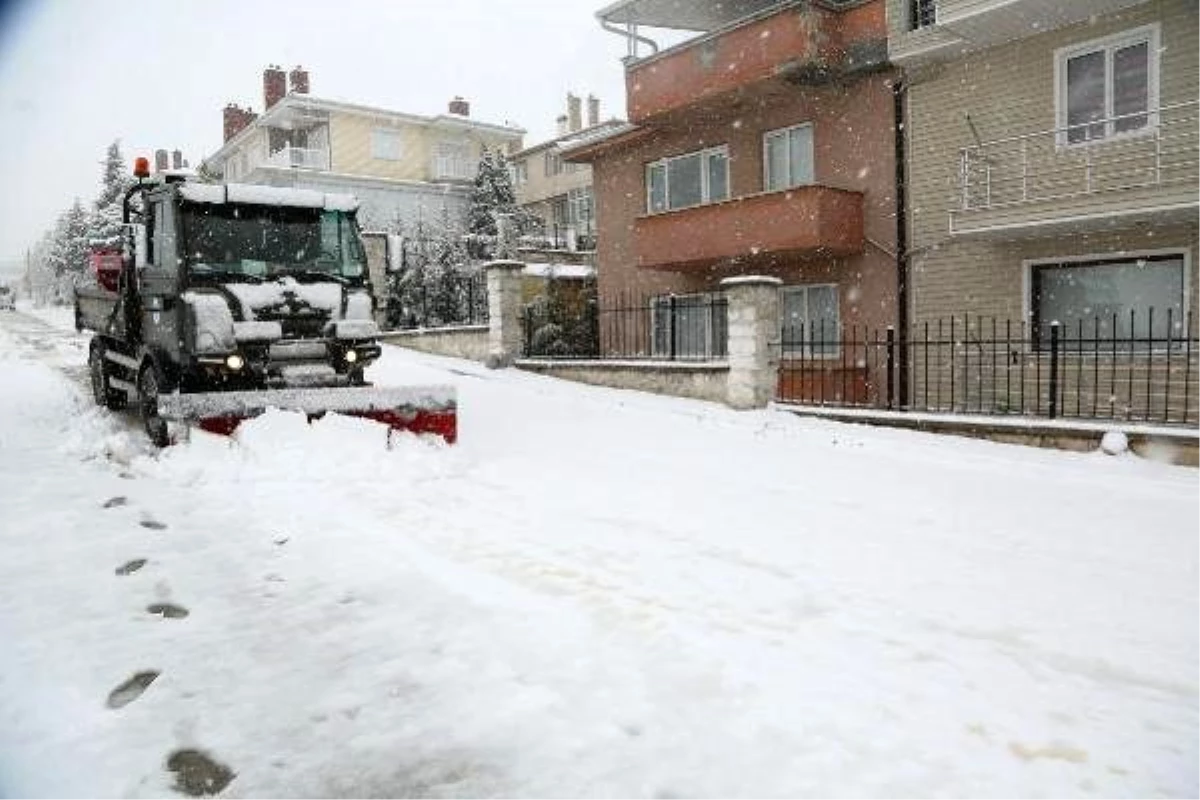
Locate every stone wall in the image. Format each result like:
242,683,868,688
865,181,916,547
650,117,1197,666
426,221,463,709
515,360,730,404
378,326,489,361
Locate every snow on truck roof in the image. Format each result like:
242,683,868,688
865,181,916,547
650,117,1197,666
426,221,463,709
178,182,359,212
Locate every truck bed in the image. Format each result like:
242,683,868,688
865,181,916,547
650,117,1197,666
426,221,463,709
75,286,122,336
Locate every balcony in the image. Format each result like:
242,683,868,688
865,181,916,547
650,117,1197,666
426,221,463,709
949,102,1199,237
264,146,330,171
633,186,863,270
624,1,886,123
891,0,1150,65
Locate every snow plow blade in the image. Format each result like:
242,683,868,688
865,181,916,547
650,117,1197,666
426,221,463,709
157,385,457,443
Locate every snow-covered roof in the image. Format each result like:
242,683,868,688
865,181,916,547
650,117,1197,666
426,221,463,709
511,120,630,159
178,182,359,212
558,122,644,159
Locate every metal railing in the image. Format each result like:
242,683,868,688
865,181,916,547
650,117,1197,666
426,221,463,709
958,101,1199,211
523,290,728,361
266,146,330,171
777,311,1199,425
910,0,936,29
386,273,488,331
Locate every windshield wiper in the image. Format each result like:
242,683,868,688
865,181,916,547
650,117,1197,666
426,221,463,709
189,266,264,284
280,268,350,285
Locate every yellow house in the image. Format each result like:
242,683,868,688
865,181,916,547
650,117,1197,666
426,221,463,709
201,66,525,230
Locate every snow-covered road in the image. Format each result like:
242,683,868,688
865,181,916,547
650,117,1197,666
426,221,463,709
0,307,1196,798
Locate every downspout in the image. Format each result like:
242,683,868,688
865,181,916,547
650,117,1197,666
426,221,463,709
893,75,910,409
599,17,659,59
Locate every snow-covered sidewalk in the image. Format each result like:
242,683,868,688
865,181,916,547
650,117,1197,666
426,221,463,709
0,309,1196,797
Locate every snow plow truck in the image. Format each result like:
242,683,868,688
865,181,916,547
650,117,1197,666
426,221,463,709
75,157,456,446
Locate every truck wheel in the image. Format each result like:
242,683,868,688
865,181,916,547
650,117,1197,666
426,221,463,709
138,363,171,448
89,343,127,410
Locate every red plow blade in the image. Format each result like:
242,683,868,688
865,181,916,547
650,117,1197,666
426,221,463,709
161,386,458,444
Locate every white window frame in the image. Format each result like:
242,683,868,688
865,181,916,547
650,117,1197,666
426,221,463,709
370,128,403,161
1053,24,1160,148
762,122,815,192
780,283,841,360
435,141,473,179
645,145,730,214
1021,247,1191,350
567,186,594,232
650,292,728,360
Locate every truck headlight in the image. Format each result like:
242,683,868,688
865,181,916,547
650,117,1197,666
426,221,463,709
344,349,358,364
225,354,245,371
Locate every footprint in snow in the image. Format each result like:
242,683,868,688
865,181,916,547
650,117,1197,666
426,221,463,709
115,559,147,576
147,603,189,619
140,519,168,531
166,749,236,797
102,496,128,508
106,670,159,709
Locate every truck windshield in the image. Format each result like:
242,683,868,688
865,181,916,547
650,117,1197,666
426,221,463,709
180,203,366,282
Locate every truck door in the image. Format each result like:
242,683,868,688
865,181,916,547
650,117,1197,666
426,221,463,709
139,198,183,365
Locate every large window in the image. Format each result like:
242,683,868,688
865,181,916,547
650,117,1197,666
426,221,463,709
1030,253,1185,346
646,146,729,213
1056,26,1159,145
781,284,840,358
764,123,814,192
651,293,728,359
371,128,402,161
435,142,474,179
567,186,594,233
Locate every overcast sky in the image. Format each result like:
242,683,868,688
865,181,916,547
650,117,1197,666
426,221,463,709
0,0,649,276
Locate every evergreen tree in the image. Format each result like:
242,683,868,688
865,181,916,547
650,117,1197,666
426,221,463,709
466,147,526,259
46,200,92,303
92,140,134,246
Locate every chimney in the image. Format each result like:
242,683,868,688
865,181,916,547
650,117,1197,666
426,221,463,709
288,65,310,95
223,104,256,142
448,96,470,116
587,94,599,128
263,64,286,110
556,114,568,137
171,149,183,170
154,149,169,173
567,93,582,132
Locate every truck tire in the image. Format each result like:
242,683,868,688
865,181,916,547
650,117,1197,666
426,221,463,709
89,342,127,410
138,362,171,448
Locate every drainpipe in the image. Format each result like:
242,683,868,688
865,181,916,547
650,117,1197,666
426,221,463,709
599,17,659,59
893,76,910,408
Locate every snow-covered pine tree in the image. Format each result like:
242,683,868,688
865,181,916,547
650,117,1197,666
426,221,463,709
91,140,134,247
46,200,92,304
466,147,526,260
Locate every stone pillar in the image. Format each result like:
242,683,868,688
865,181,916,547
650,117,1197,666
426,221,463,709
485,260,526,368
721,276,782,409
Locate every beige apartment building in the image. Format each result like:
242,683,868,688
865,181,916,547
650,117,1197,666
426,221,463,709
202,66,525,230
509,94,624,253
889,0,1198,344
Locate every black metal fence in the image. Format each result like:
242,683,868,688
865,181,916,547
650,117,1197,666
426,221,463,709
523,290,729,361
778,311,1199,425
388,272,488,331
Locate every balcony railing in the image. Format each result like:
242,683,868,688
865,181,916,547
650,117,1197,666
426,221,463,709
265,146,330,171
956,102,1199,213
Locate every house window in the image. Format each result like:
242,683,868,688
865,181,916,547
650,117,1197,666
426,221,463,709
651,293,728,359
544,151,563,177
371,128,402,161
645,146,729,213
781,284,840,358
435,142,473,179
1030,253,1185,347
764,123,814,192
510,160,528,186
567,186,594,233
1056,25,1159,145
909,0,936,29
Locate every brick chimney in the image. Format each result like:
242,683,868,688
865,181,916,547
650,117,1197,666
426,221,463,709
587,94,599,128
567,93,582,132
171,149,183,169
154,149,169,173
263,65,286,110
289,65,310,95
556,114,568,136
448,96,470,116
223,104,257,142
